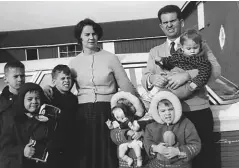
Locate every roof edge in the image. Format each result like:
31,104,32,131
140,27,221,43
0,35,166,50
181,1,191,12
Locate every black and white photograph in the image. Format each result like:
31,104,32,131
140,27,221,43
0,1,239,168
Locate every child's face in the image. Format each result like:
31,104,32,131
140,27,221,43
4,67,25,93
53,72,72,94
24,91,41,113
157,100,175,124
181,39,200,56
112,108,128,123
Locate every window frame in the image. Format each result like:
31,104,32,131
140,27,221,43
58,44,81,58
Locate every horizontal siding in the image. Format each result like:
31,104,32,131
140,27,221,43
39,47,58,59
114,38,165,54
214,131,239,168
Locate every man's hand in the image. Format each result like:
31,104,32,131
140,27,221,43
166,72,190,90
163,147,180,159
149,73,168,88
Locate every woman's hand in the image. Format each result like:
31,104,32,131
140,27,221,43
166,72,190,90
43,85,54,100
24,142,35,158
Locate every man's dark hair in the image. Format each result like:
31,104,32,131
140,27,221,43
158,5,182,23
4,60,25,74
51,64,71,79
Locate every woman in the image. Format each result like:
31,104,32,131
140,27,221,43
70,18,138,168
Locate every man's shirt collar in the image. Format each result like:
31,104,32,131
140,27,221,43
167,37,181,50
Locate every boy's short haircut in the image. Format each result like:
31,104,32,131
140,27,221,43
4,60,25,74
51,64,71,79
180,28,203,46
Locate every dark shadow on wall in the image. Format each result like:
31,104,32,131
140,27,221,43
0,50,18,63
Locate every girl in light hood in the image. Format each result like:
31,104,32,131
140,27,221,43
144,90,201,168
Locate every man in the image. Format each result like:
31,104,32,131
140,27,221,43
141,5,221,168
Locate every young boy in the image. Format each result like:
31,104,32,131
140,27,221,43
0,60,25,138
0,60,25,113
144,90,201,168
148,29,212,100
0,82,53,168
42,64,78,168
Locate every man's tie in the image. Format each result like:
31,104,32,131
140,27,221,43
170,42,176,55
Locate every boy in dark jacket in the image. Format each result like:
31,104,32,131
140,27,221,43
42,64,78,168
0,60,25,135
0,83,52,168
0,60,25,115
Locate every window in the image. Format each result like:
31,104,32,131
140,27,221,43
59,45,81,58
26,49,38,60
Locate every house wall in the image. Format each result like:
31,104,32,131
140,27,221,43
183,3,198,30
0,38,165,63
0,49,24,62
7,49,25,61
183,1,239,86
115,38,165,54
202,1,239,85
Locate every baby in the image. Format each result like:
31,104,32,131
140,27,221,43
149,29,212,100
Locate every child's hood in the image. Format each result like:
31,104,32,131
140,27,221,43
14,82,46,117
110,91,145,120
148,90,182,124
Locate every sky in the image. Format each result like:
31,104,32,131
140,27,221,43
0,1,185,32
